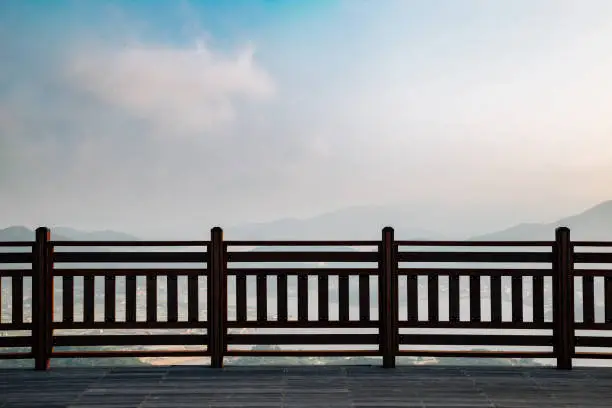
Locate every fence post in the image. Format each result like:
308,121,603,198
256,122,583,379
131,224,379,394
380,227,398,368
46,235,54,367
33,227,50,370
553,226,574,369
209,227,226,368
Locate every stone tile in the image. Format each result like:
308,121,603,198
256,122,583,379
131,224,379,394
1,366,612,407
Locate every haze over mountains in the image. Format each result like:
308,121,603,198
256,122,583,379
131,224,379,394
472,200,612,241
0,226,140,242
1,200,611,242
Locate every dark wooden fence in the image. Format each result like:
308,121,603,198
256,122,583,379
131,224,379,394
1,226,611,370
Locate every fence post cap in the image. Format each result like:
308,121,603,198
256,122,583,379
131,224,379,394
35,227,50,239
211,227,223,239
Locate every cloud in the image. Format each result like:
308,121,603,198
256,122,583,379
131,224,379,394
0,11,287,234
66,42,274,136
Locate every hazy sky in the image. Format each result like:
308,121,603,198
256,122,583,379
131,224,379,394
2,0,612,238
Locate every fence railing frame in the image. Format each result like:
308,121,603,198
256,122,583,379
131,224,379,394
1,225,611,370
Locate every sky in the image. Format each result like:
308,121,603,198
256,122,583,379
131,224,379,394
2,0,612,238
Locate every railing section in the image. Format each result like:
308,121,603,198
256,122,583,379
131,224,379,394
0,240,34,362
1,226,612,370
573,238,612,365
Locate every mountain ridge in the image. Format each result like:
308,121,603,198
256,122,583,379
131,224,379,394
0,226,139,242
470,200,612,241
2,199,612,242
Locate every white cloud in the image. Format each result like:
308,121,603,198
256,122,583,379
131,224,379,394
66,42,275,136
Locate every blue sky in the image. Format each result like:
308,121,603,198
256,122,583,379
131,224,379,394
2,1,612,238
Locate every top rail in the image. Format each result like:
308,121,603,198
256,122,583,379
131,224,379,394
227,251,377,263
398,240,554,246
572,241,612,247
50,240,209,247
226,240,380,246
0,241,34,247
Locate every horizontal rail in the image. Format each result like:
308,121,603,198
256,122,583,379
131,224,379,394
52,350,209,358
575,323,612,330
53,268,207,277
397,251,552,263
226,321,380,329
0,242,33,247
0,336,32,347
225,350,380,357
573,269,612,277
52,321,208,330
54,334,206,347
53,251,208,263
51,241,209,247
0,252,33,263
575,336,612,348
399,241,553,247
0,352,34,360
397,321,554,329
574,352,612,359
227,334,379,345
227,240,379,246
227,268,378,276
573,242,612,247
399,334,553,346
227,251,378,263
0,269,33,277
574,252,612,263
397,350,554,358
0,323,33,331
398,268,552,276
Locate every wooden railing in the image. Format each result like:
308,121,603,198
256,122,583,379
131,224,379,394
1,226,611,370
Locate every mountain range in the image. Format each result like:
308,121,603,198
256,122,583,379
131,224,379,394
224,205,441,240
1,199,612,242
471,200,612,241
0,226,140,242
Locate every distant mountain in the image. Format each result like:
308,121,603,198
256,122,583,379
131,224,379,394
227,200,612,242
52,227,140,241
3,199,612,244
226,205,442,241
0,226,71,241
0,226,139,242
470,200,612,241
0,226,36,241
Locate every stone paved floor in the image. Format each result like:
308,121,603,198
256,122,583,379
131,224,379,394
1,365,612,407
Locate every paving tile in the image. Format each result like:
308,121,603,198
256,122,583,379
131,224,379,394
1,365,612,407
